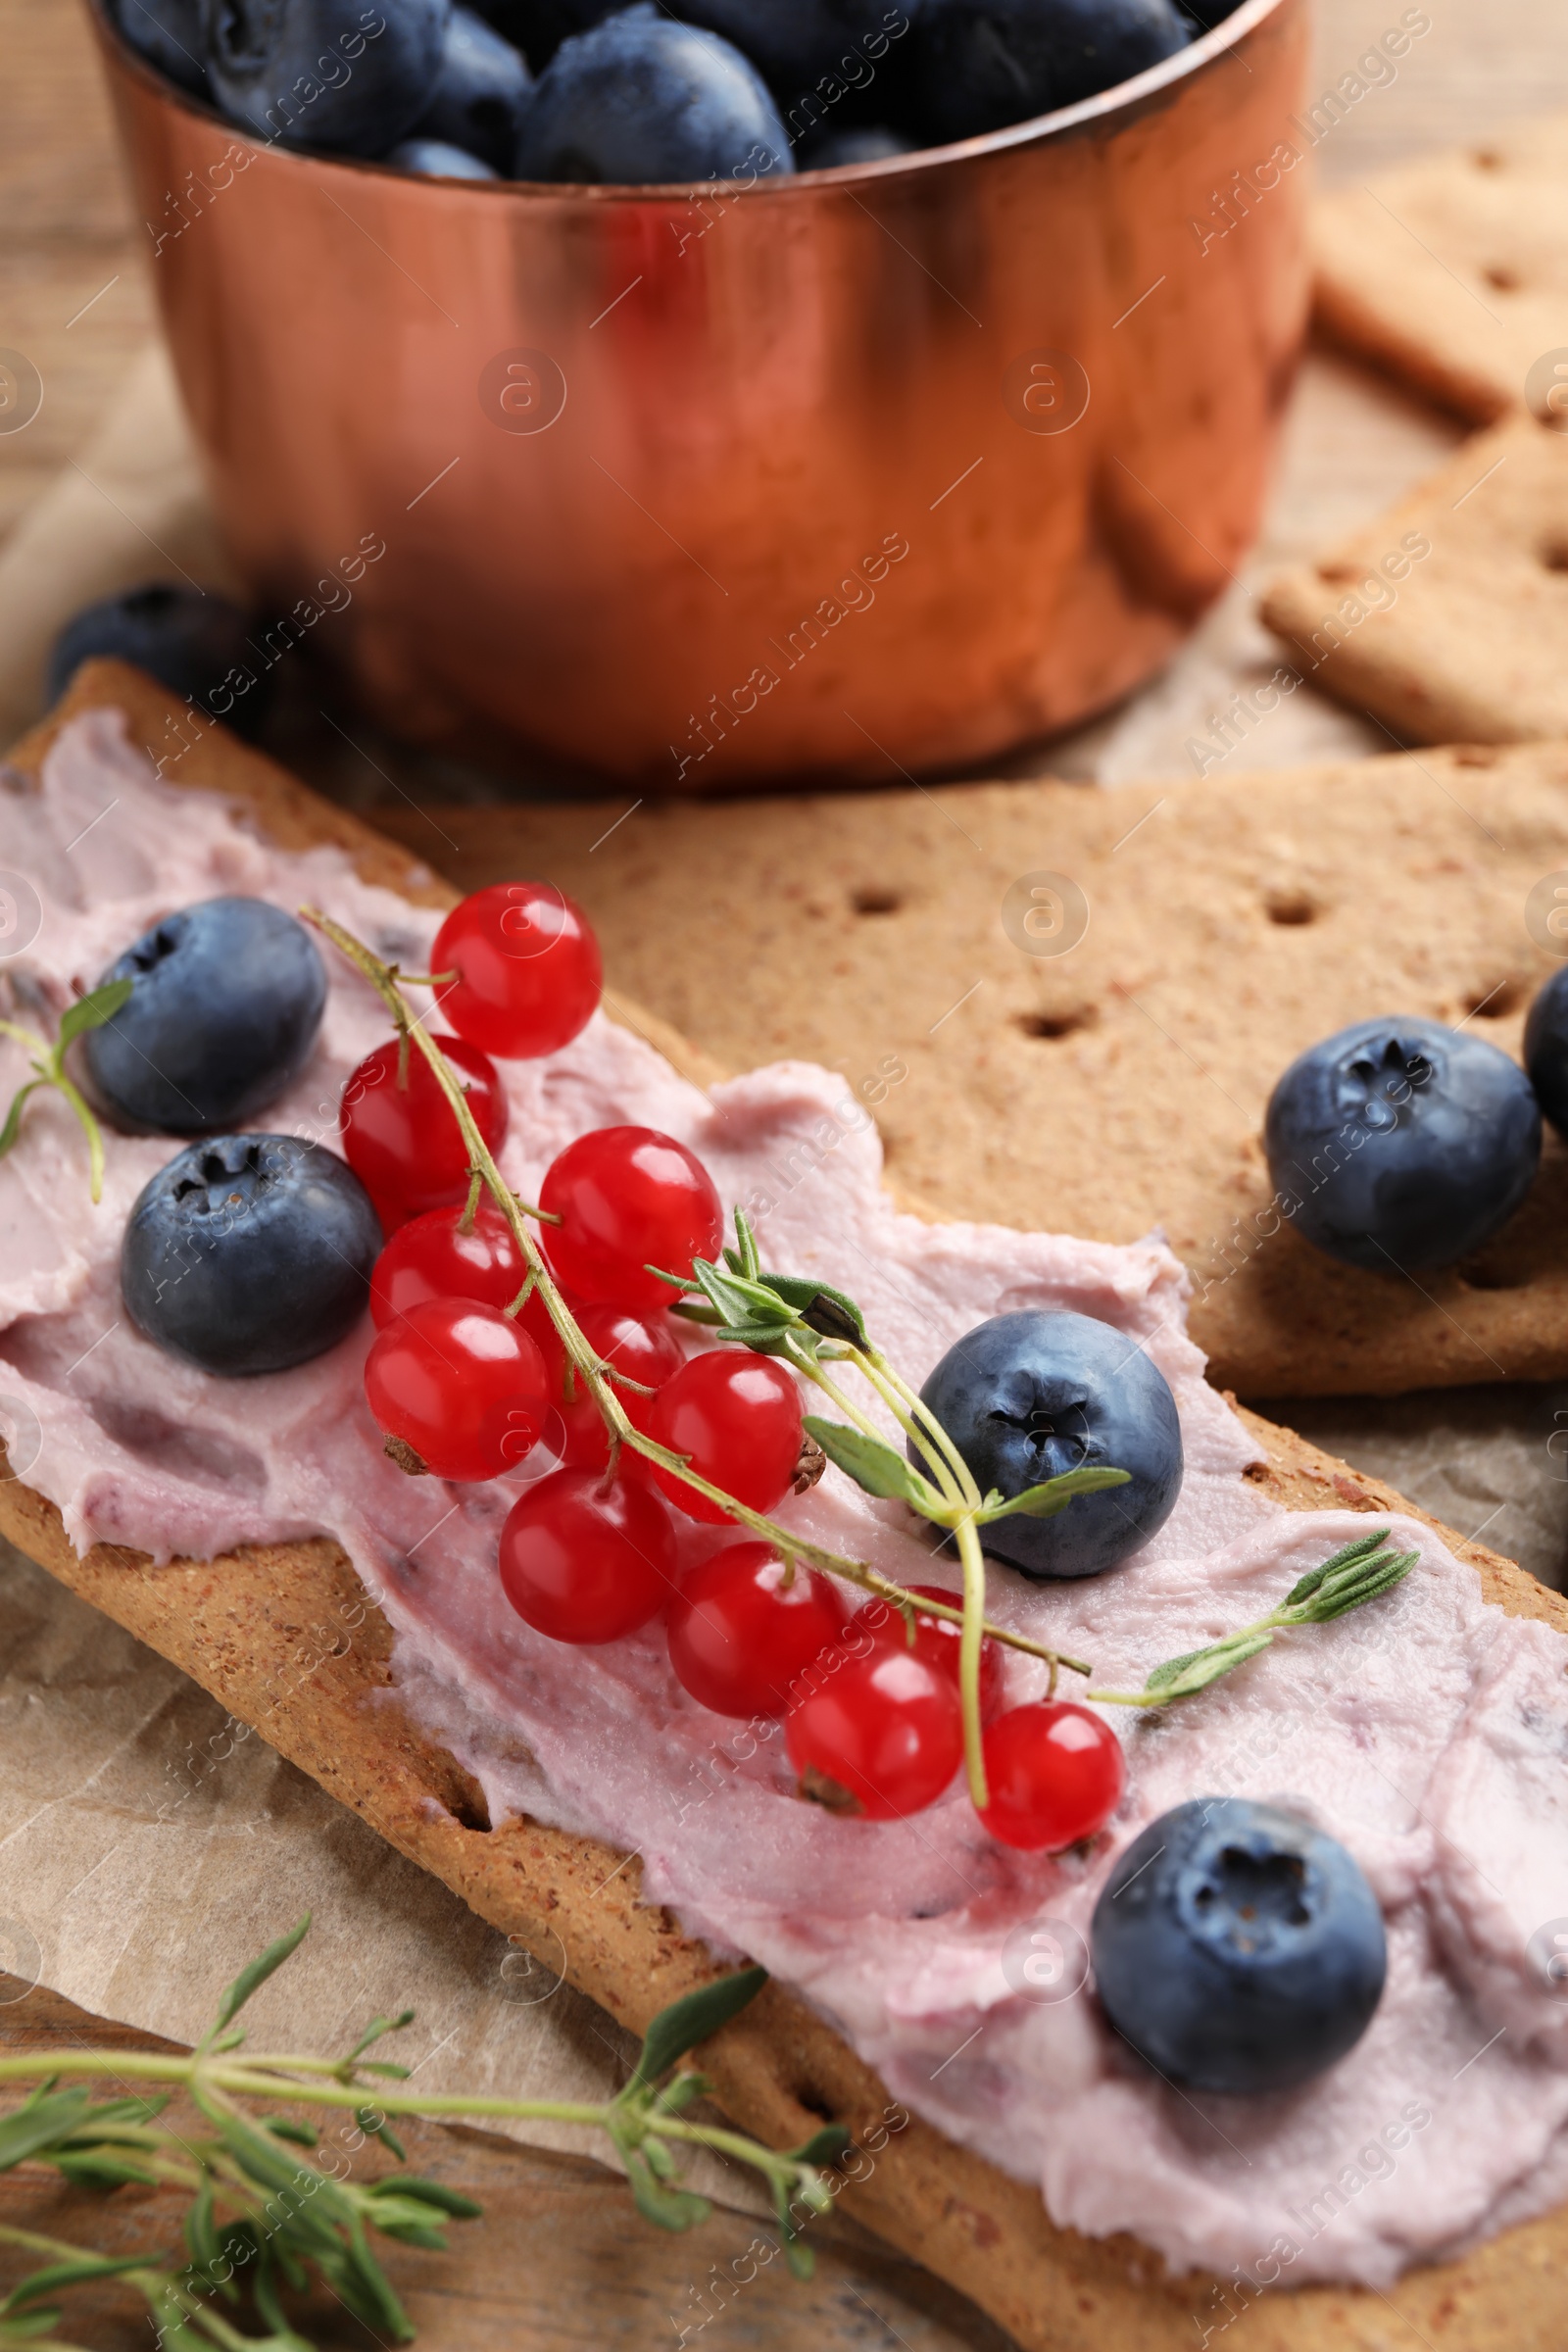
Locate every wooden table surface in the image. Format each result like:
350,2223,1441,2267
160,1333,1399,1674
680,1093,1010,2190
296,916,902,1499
1,4,1564,2349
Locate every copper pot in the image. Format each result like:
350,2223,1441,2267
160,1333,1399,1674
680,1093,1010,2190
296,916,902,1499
92,0,1310,790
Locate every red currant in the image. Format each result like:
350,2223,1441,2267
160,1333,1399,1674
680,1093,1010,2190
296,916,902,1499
647,1351,803,1525
499,1467,675,1643
666,1544,845,1719
341,1035,508,1223
977,1703,1124,1851
557,1303,683,1472
847,1584,1006,1724
364,1298,549,1483
369,1201,525,1331
539,1125,722,1312
433,882,602,1060
786,1646,962,1820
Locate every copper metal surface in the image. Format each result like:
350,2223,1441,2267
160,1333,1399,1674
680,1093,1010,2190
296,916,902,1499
93,0,1310,790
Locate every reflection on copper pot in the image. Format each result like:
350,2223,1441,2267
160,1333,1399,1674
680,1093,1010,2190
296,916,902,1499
91,0,1310,791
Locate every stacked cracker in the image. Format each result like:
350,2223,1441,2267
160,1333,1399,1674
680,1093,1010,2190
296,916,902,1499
1266,117,1568,745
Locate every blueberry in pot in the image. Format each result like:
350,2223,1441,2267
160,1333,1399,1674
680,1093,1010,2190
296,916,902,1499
84,898,327,1135
913,1309,1182,1580
514,6,794,184
206,0,451,156
915,0,1192,142
1264,1016,1541,1273
47,585,272,742
1091,1798,1387,2095
406,5,532,170
123,1136,381,1376
1524,967,1568,1140
116,0,209,95
387,135,500,176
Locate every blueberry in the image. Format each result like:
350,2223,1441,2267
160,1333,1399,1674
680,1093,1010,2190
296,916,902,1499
387,135,501,175
1264,1016,1541,1273
1091,1799,1387,2095
915,0,1192,141
85,899,326,1135
514,5,795,184
406,5,532,169
913,1309,1183,1580
802,123,916,166
206,0,451,156
116,0,210,94
47,585,273,743
123,1136,380,1376
1524,968,1568,1140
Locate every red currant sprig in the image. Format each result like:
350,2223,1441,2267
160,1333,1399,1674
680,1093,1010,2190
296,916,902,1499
313,905,1410,1863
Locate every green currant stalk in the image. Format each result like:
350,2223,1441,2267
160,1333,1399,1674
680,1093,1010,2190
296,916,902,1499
301,909,1095,1690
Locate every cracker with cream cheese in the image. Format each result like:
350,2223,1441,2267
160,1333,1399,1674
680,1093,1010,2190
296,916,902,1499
4,663,1568,2352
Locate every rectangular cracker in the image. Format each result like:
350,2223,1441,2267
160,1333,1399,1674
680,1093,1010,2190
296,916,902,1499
1260,413,1568,745
1312,114,1568,423
372,735,1568,1397
3,662,1568,2352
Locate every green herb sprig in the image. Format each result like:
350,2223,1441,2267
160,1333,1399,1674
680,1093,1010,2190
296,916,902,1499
0,982,131,1204
1088,1527,1419,1704
0,1919,843,2352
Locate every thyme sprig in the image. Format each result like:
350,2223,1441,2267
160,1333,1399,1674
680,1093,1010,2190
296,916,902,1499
0,981,130,1204
0,1919,842,2352
1087,1528,1419,1705
303,911,1423,1812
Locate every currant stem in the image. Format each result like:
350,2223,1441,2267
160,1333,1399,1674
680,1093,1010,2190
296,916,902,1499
954,1514,990,1810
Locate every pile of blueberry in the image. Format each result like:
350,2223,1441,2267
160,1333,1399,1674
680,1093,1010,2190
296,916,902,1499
1266,991,1568,1274
116,0,1238,185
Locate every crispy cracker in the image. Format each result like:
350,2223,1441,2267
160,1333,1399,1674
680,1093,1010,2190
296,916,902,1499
374,738,1568,1397
1261,414,1568,746
2,663,1567,2348
1312,115,1568,423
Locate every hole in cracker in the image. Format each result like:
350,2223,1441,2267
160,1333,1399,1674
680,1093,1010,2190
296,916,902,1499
1264,890,1318,926
792,2082,840,2128
851,886,902,917
1014,1005,1099,1041
1539,541,1568,575
1452,747,1500,767
1465,976,1528,1017
1315,563,1358,585
439,1766,493,1834
1484,264,1521,292
1457,1257,1532,1294
1470,149,1503,171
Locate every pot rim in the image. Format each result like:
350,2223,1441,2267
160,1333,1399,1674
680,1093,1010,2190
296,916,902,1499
94,0,1294,200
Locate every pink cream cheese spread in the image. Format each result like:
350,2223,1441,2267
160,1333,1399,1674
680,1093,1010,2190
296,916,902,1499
5,710,1568,2291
